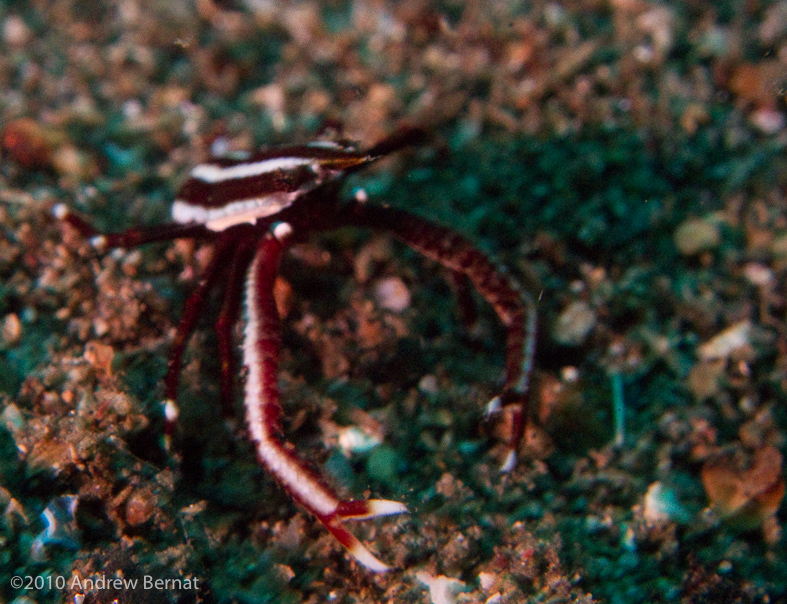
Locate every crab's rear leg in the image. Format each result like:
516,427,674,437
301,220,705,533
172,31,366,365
243,223,407,571
340,202,537,470
158,238,238,445
214,235,257,416
448,270,479,329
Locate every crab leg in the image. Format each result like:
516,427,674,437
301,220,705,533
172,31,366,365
53,204,211,249
53,204,228,442
243,223,407,571
339,201,537,470
214,235,257,415
155,240,230,446
447,270,479,329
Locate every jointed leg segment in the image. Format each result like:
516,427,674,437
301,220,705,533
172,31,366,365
215,237,258,416
335,201,537,468
242,223,407,571
54,204,211,249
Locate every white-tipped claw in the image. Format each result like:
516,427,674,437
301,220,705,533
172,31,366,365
348,538,392,572
324,499,408,570
345,499,408,521
163,398,179,422
272,221,293,242
485,395,502,418
499,449,517,473
162,398,179,452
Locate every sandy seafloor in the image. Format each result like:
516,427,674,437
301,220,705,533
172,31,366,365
0,0,786,602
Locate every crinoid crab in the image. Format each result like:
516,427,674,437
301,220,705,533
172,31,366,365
54,126,537,571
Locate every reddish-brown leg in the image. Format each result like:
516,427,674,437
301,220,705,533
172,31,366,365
157,238,249,445
364,125,427,158
242,223,407,571
53,204,211,249
54,203,223,443
214,236,258,416
337,201,537,469
448,270,479,329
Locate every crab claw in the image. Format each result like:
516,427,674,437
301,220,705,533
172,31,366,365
315,499,408,572
485,395,502,418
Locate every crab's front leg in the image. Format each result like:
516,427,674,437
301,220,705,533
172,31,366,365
53,204,212,249
53,204,221,444
243,222,407,571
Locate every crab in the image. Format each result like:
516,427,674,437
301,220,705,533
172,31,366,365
54,126,537,571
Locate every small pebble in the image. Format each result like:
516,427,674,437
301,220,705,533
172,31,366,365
1,402,25,433
52,143,94,179
674,217,720,256
374,276,411,312
272,564,295,584
698,321,751,361
365,445,398,483
743,262,773,287
478,571,497,590
1,118,54,168
3,14,31,46
701,446,784,529
337,426,381,455
84,341,115,375
687,360,725,400
125,488,156,526
418,374,439,395
416,572,466,604
32,495,80,560
1,313,22,345
643,481,690,525
749,107,785,135
553,300,596,346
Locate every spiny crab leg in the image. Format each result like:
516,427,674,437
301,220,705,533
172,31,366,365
243,222,407,571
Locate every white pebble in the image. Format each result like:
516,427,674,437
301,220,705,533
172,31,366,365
374,276,411,312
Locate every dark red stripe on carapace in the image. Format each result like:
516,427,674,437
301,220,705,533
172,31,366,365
177,164,310,209
178,147,372,210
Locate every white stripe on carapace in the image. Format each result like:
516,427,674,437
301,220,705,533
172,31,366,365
172,192,300,232
242,240,339,517
191,156,315,183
